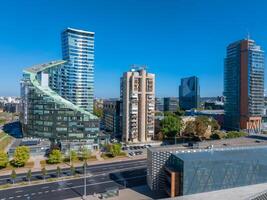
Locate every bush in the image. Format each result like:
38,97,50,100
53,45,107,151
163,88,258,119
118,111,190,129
210,131,225,140
225,131,247,139
47,149,62,164
11,146,30,167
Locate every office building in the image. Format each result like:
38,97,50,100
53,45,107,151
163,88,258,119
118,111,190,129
163,97,179,112
155,98,164,112
147,135,267,198
224,39,264,132
20,61,99,148
120,67,155,143
103,99,121,138
61,28,95,112
179,76,200,110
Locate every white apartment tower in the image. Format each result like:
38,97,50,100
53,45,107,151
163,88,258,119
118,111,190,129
120,67,155,143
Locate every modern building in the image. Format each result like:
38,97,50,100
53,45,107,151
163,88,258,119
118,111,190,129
224,39,264,132
155,98,164,112
120,67,155,143
103,99,122,138
179,76,200,110
20,61,99,148
147,135,267,198
61,28,95,112
163,97,179,112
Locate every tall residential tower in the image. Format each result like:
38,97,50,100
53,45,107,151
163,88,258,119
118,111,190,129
120,68,155,143
61,28,95,112
224,39,264,132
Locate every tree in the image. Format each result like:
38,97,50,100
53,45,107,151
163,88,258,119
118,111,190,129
70,150,78,163
11,169,16,184
41,167,47,182
0,151,8,168
56,166,61,178
26,169,32,184
160,115,181,139
70,165,76,176
174,108,185,117
210,130,225,140
12,146,30,167
195,116,210,138
47,149,62,164
109,143,122,157
183,120,196,137
93,106,103,118
80,147,91,162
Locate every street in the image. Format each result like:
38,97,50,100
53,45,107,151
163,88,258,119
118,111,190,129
0,159,147,200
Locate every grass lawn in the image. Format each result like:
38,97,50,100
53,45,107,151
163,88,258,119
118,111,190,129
0,133,13,151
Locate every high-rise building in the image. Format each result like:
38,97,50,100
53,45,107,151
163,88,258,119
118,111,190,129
224,39,264,132
163,97,179,112
120,68,155,143
61,28,95,112
103,99,122,138
20,61,99,147
179,76,200,110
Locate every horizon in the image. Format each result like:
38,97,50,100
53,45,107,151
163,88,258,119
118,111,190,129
1,0,267,98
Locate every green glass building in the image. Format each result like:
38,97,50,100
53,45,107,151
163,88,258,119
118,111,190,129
20,60,99,147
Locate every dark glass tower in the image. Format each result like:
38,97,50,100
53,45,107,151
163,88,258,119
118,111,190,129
224,39,264,132
179,76,200,110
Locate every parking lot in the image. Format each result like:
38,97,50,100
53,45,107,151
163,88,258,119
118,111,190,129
122,145,151,157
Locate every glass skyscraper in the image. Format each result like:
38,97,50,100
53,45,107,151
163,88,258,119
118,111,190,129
179,76,200,110
224,39,264,132
61,28,95,112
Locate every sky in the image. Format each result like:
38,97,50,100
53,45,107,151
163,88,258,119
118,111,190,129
1,0,267,98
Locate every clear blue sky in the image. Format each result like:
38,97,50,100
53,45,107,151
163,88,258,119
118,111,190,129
1,0,267,98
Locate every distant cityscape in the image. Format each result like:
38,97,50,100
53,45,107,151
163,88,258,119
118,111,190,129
1,27,267,200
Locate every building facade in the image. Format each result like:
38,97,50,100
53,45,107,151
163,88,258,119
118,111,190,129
61,28,95,112
103,99,122,138
20,61,99,147
179,76,200,110
147,135,267,197
163,97,179,112
120,68,155,143
224,39,264,132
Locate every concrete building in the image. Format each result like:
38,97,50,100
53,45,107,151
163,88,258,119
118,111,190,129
103,99,121,138
120,67,155,143
224,39,264,133
147,135,267,198
155,98,164,112
179,76,200,110
61,28,95,112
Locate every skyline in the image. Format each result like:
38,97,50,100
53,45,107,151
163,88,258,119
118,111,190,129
1,0,267,97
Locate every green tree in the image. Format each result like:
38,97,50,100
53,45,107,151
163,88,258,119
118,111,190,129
11,169,16,184
26,169,32,184
80,147,91,162
70,165,76,176
56,166,61,178
47,149,62,164
0,150,8,168
41,167,47,182
160,115,181,139
109,143,122,157
174,108,185,116
93,106,103,118
70,150,78,163
12,146,30,167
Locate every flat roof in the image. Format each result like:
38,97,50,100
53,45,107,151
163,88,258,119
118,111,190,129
148,135,267,153
173,145,267,162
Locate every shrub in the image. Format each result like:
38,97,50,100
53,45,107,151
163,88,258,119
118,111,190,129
47,149,62,164
11,146,30,167
0,150,8,168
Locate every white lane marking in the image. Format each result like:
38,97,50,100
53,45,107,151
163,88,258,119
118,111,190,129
23,194,29,197
44,191,49,193
41,186,49,189
8,197,14,199
15,190,23,193
31,193,35,195
16,196,21,198
38,192,42,194
51,189,56,192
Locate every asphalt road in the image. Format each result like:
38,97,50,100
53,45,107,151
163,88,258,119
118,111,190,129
0,159,146,185
0,159,147,200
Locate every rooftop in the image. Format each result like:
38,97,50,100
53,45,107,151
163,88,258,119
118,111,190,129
148,134,267,153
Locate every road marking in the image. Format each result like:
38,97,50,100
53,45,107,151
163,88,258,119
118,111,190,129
31,193,35,195
44,190,49,193
8,197,14,199
16,196,21,198
15,190,23,193
42,186,49,189
51,189,56,192
38,192,42,194
23,194,29,197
